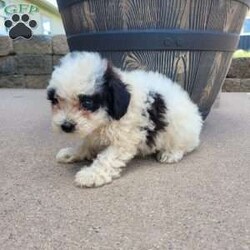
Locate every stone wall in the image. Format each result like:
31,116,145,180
0,35,69,88
0,35,249,91
223,58,250,92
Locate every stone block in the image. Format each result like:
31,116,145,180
0,56,17,74
227,58,250,79
16,55,52,75
222,79,241,92
222,78,250,92
240,79,250,92
0,37,14,56
0,75,24,88
52,35,69,55
13,35,52,54
24,75,51,89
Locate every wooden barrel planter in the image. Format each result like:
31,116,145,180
57,0,249,119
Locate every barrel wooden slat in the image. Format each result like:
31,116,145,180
60,0,248,35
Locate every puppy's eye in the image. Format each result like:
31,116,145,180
81,97,93,110
79,94,101,112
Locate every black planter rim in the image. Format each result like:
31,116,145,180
67,29,239,52
57,0,250,10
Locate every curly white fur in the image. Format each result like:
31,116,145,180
48,52,203,188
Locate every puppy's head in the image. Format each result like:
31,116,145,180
47,52,130,137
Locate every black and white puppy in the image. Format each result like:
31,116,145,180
47,52,202,187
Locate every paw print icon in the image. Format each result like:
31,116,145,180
4,14,37,39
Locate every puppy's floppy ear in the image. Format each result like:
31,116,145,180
103,63,131,120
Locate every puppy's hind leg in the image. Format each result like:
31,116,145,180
156,129,200,164
156,150,184,164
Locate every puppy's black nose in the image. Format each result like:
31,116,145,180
61,121,75,133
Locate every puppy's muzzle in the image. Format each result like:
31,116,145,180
61,121,76,133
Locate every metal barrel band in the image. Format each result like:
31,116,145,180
67,30,240,52
57,0,250,10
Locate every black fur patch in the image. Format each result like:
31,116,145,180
47,88,55,100
78,63,131,120
47,88,58,105
102,64,131,120
146,92,167,147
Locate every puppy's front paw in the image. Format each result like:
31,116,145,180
56,147,78,163
75,167,114,188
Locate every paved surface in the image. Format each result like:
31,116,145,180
0,89,250,250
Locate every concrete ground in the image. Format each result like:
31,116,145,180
0,89,249,250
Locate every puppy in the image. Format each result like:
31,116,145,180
47,52,202,187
